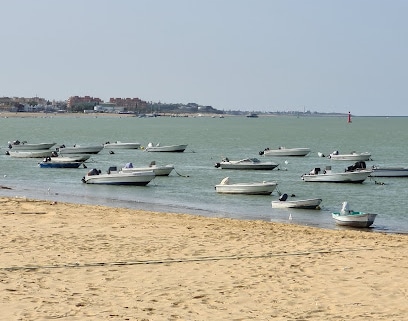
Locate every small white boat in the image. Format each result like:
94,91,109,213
332,202,377,228
44,154,91,162
301,165,371,183
121,161,174,176
271,194,322,209
7,150,53,158
215,177,277,195
82,167,155,185
260,147,311,157
328,151,371,161
57,144,104,154
215,158,279,170
8,141,56,150
370,166,408,177
144,143,187,152
103,141,141,149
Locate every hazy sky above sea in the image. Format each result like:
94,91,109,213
1,0,407,116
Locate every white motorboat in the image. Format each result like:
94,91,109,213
328,151,371,161
370,166,408,177
103,141,141,149
82,167,155,185
271,194,322,209
215,177,277,195
144,143,187,152
7,141,56,150
7,150,53,158
215,158,279,170
121,161,174,176
44,154,91,162
301,165,371,183
332,202,377,228
57,144,104,154
260,147,311,157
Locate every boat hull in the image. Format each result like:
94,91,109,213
9,143,56,150
263,148,310,157
271,198,322,209
145,144,187,152
121,165,174,176
83,171,155,185
8,150,53,158
58,145,104,154
329,153,371,161
39,162,83,168
370,167,408,177
302,171,371,183
215,182,277,195
49,155,91,162
332,212,377,228
103,142,141,149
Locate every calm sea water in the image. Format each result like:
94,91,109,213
1,114,407,234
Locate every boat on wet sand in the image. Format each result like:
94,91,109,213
332,202,377,228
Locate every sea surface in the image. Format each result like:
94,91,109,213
1,114,407,234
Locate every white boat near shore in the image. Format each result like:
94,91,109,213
332,202,377,228
271,194,322,209
215,177,277,195
82,167,155,185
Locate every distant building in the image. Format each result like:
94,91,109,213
67,96,103,109
109,97,148,113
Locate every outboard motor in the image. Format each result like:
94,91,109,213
214,162,221,168
279,193,288,201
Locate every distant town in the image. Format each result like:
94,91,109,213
0,95,348,117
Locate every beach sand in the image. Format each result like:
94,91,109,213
0,197,407,320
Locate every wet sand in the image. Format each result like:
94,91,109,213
0,197,407,320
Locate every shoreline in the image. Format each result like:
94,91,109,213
1,196,407,320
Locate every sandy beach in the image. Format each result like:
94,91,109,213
0,197,407,320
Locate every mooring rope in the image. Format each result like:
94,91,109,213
0,246,383,272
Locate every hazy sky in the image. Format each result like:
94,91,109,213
1,0,407,116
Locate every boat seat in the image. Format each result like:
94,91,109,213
107,166,118,174
279,193,288,201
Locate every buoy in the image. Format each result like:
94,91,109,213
348,111,352,123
